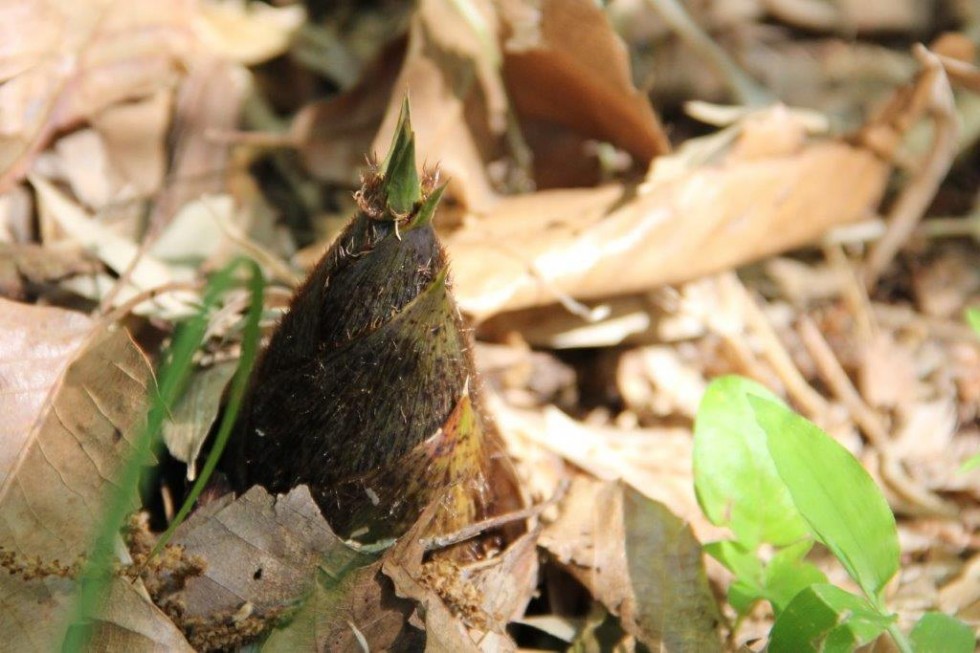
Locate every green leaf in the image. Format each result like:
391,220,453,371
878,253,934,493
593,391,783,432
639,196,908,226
966,307,980,336
406,182,446,230
704,540,764,615
961,453,980,472
693,376,809,548
909,612,975,653
769,584,892,653
380,97,420,215
706,538,826,617
763,540,827,614
751,396,899,600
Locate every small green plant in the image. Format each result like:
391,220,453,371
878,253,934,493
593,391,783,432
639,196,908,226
693,376,974,652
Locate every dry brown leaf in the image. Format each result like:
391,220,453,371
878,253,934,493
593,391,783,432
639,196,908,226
0,0,190,192
491,396,720,541
293,38,406,188
370,0,507,212
382,509,486,653
84,578,196,652
0,323,165,651
171,486,366,620
0,324,152,561
380,503,536,652
539,477,720,651
0,0,297,195
448,109,889,321
90,91,172,202
467,530,539,632
161,362,237,480
0,299,92,483
262,559,422,652
152,59,251,230
499,0,669,164
191,1,303,66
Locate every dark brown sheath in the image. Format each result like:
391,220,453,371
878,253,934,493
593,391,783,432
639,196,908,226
231,103,523,544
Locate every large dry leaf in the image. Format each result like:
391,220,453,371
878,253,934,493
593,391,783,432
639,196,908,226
540,477,721,651
0,299,92,485
0,324,152,560
0,323,179,651
171,486,369,619
448,110,889,320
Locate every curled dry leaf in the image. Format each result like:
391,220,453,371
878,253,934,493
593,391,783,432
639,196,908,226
539,477,721,651
447,107,890,321
298,0,667,209
499,0,670,164
0,322,185,651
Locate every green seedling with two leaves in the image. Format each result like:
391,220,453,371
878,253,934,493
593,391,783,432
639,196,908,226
693,376,974,652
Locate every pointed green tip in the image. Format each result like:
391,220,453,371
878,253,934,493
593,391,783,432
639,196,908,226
406,183,447,230
381,98,421,215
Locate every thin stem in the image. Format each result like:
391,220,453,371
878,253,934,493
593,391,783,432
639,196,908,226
643,0,772,106
887,623,915,653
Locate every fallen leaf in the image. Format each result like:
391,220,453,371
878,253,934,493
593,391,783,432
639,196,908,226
0,323,162,651
499,0,669,164
0,0,190,193
539,477,721,651
0,324,152,561
448,110,889,320
381,510,487,652
84,578,196,652
491,396,719,540
31,174,197,318
192,1,304,66
171,486,368,620
370,0,507,212
0,0,300,194
0,299,92,484
161,361,237,480
262,561,422,653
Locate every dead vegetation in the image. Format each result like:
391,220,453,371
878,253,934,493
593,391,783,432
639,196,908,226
0,0,978,650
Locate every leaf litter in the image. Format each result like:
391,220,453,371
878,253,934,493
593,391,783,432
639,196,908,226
1,0,978,650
